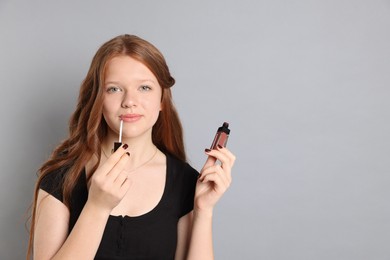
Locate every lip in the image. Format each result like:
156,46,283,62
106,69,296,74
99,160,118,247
120,114,142,122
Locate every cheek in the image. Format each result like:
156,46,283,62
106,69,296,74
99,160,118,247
146,101,162,118
102,97,119,124
144,92,162,111
103,96,118,112
102,101,111,119
146,98,162,122
154,96,163,113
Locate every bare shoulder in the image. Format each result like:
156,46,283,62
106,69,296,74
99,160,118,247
34,189,70,259
36,189,69,215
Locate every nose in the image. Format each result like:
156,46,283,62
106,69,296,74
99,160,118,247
121,90,138,108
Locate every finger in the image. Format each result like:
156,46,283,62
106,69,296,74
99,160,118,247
217,146,236,165
199,164,229,186
115,177,132,198
106,151,130,180
200,155,232,185
120,178,132,192
200,163,224,176
114,170,128,185
98,144,130,176
206,146,236,169
200,171,230,192
202,149,217,169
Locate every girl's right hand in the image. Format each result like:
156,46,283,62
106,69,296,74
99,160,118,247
87,144,131,213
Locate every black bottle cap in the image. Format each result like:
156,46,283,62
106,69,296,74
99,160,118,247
218,122,230,134
113,142,122,152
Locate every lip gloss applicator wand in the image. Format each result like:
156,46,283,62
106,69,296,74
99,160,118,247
113,119,123,152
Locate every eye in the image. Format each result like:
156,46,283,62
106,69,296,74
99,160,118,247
139,85,152,91
106,86,122,93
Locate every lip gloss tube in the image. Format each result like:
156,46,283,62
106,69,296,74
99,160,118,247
113,119,123,152
210,122,230,150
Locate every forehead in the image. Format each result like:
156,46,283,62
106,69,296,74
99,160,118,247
104,55,158,84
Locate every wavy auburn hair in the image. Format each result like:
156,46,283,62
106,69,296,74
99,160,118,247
27,34,185,259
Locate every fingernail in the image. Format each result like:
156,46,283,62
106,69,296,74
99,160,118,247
217,144,223,149
123,144,128,149
205,148,212,153
126,152,130,156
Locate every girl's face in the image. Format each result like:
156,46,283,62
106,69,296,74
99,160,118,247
102,55,162,141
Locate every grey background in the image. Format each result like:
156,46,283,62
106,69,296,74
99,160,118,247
1,0,389,259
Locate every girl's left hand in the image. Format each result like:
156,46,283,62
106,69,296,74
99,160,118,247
195,145,236,212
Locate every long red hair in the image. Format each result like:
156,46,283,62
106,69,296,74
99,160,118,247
27,34,185,259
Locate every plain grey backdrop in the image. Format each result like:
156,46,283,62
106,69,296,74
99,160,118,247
1,0,390,259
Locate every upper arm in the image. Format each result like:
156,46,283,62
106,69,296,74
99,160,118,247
175,211,193,260
33,189,70,260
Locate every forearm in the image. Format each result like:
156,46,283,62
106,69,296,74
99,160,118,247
186,209,214,260
51,202,110,260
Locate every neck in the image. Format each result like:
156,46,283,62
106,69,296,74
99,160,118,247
101,133,158,170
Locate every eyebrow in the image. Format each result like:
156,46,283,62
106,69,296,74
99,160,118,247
104,79,157,85
104,81,121,85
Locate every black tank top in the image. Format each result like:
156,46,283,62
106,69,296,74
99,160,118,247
40,153,199,259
